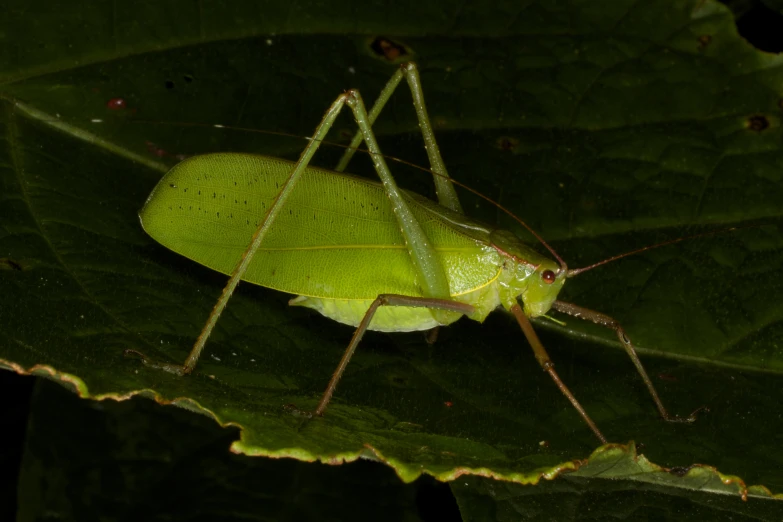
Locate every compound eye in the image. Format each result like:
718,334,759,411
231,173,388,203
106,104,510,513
541,269,556,284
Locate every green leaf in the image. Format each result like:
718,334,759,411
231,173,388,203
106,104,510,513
2,0,782,511
453,453,782,521
18,379,781,521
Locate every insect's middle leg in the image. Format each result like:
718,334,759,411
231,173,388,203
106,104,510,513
289,295,473,418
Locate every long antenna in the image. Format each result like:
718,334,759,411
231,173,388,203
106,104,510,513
129,119,349,147
35,110,767,278
566,225,762,277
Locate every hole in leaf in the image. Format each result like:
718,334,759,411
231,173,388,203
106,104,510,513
0,258,24,271
369,37,409,62
495,136,519,152
747,115,770,132
668,465,694,478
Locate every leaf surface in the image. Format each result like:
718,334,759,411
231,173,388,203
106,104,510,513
1,0,782,510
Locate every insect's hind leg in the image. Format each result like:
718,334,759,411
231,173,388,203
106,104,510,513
335,62,463,214
286,295,473,418
510,304,608,444
128,92,356,375
551,301,704,424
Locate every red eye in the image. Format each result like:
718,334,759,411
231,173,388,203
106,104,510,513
541,269,556,284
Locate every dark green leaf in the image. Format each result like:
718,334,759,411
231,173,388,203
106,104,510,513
1,0,782,511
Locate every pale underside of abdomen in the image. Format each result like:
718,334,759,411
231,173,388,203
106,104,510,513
289,276,502,332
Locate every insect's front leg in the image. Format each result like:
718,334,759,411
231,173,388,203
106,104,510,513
128,92,354,375
510,304,608,444
551,301,705,424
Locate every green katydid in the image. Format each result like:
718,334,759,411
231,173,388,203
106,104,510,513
129,62,702,444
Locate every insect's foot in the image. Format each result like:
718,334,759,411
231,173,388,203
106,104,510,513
663,405,709,424
283,403,319,418
124,349,189,376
